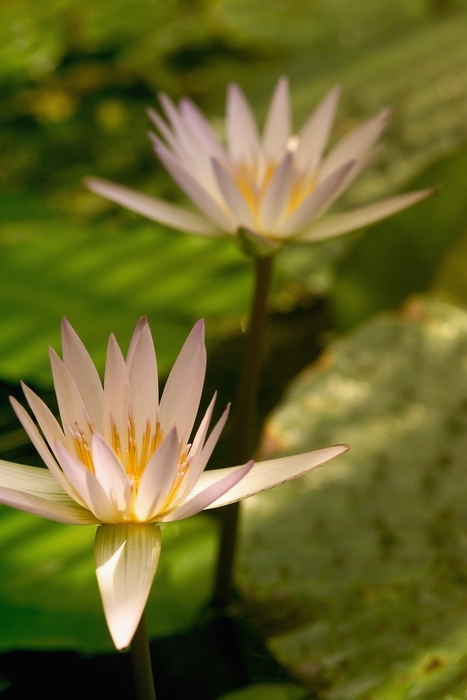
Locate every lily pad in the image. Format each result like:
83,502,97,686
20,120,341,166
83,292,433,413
216,682,308,700
238,296,467,699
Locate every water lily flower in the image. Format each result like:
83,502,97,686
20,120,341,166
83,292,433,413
0,318,347,649
86,77,431,256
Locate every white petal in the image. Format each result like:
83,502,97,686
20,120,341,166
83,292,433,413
177,402,230,502
280,161,354,237
259,152,294,231
262,77,291,163
135,427,180,521
0,458,66,497
91,433,132,517
318,108,389,183
179,98,226,162
126,316,148,368
61,318,104,431
95,523,161,649
159,320,206,443
227,83,260,163
155,143,236,232
10,396,85,505
103,334,131,449
300,189,434,242
0,488,97,524
196,444,349,508
147,107,184,156
127,322,159,439
49,349,92,441
85,177,219,236
160,460,253,522
294,85,341,171
55,442,118,522
211,158,257,230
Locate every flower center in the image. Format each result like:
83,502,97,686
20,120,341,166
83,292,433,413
230,154,317,228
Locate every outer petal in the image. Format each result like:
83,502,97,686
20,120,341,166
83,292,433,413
318,108,389,183
294,85,341,171
0,488,98,524
95,523,161,649
49,349,92,441
85,177,218,236
194,445,349,508
160,460,254,522
103,334,131,450
61,318,104,431
155,143,236,232
262,77,291,163
299,189,434,242
179,98,226,162
159,320,206,442
227,83,260,163
126,322,159,438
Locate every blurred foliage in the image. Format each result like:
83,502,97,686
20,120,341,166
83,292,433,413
217,682,307,700
240,296,467,699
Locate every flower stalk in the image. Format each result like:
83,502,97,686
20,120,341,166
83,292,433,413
131,611,157,700
213,254,274,607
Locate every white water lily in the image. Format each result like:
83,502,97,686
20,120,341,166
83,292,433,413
0,318,347,649
86,77,431,256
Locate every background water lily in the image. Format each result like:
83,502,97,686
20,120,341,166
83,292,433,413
0,318,347,649
86,77,432,255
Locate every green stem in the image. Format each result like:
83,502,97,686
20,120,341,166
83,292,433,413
212,254,274,608
131,611,157,700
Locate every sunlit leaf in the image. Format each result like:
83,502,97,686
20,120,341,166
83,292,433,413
239,296,467,699
0,507,217,651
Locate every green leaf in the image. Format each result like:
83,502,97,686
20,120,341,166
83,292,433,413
216,683,307,700
0,193,251,386
0,507,217,651
239,296,467,699
329,150,467,330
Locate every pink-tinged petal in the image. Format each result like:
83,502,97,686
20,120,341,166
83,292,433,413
127,323,159,438
294,85,341,171
176,402,230,502
0,487,98,524
61,318,104,431
195,445,349,508
15,386,64,453
259,151,294,231
299,188,434,242
103,334,130,449
318,108,389,183
211,158,257,230
160,460,254,522
262,77,291,163
0,458,65,497
126,316,148,368
280,161,354,237
155,143,236,233
135,427,180,521
55,442,118,522
91,433,131,517
159,320,206,442
227,83,260,163
49,349,92,441
179,98,226,162
10,397,85,505
85,177,218,236
95,523,161,649
147,107,183,156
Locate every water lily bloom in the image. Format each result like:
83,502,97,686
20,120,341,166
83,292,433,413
0,318,347,649
86,77,431,256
